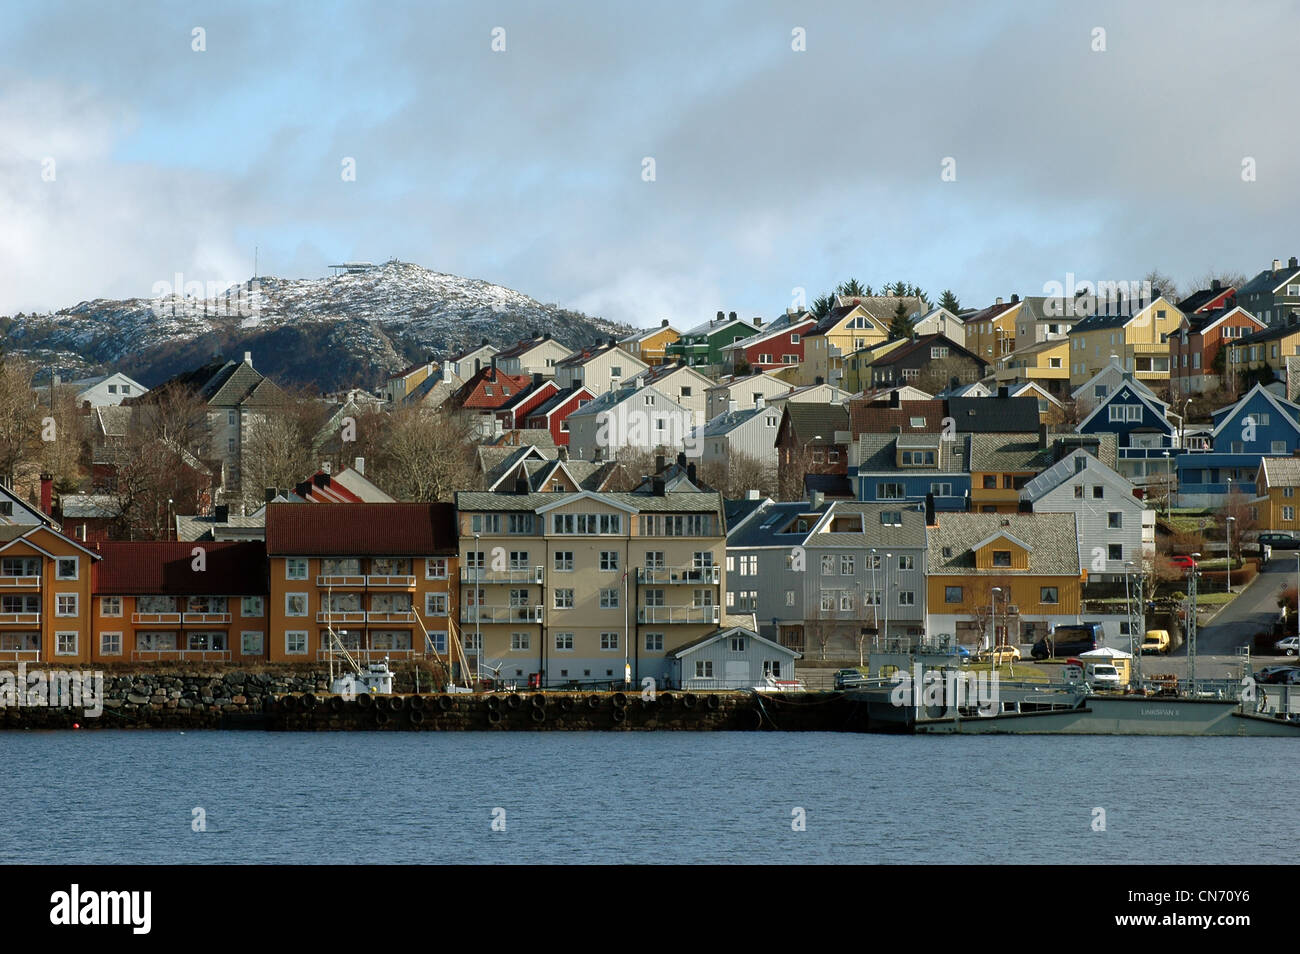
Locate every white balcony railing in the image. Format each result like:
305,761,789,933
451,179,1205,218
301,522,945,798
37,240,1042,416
182,612,232,624
0,576,40,588
317,575,366,587
459,566,544,584
0,612,39,624
132,613,182,624
637,605,721,624
637,566,720,584
0,649,39,662
460,605,543,624
131,650,232,662
366,575,416,588
367,610,415,624
317,611,366,624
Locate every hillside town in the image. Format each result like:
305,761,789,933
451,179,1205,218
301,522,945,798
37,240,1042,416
3,256,1300,690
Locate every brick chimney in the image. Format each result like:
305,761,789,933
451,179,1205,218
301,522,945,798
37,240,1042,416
39,474,52,516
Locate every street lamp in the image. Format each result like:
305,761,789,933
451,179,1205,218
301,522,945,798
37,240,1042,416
474,531,481,684
1182,397,1192,449
1225,515,1236,594
1162,450,1172,517
990,586,1002,653
870,548,879,646
884,553,892,644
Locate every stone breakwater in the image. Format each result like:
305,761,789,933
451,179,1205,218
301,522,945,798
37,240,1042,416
0,668,846,731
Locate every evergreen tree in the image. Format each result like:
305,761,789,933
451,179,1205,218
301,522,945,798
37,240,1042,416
939,289,961,314
811,294,834,319
837,278,867,297
888,299,913,340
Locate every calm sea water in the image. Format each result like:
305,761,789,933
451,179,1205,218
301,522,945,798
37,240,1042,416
0,731,1286,864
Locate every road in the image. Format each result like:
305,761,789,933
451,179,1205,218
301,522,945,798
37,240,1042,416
1194,558,1293,655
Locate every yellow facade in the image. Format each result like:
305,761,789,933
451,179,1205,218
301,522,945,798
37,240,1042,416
994,339,1068,390
0,527,98,665
622,326,679,366
1229,328,1300,377
1066,296,1184,387
797,305,889,386
966,301,1022,365
926,575,1083,619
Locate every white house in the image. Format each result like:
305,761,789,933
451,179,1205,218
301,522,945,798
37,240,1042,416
566,383,698,460
911,306,966,345
704,371,793,420
632,362,715,423
59,372,149,407
554,340,649,396
691,402,783,471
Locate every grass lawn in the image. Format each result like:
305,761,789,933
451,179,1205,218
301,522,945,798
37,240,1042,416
1197,591,1238,606
965,661,1050,682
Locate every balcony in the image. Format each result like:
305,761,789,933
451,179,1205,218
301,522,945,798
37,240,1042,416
317,611,366,624
0,613,39,625
132,613,182,625
0,649,39,662
366,575,416,588
460,605,543,625
182,612,232,624
637,566,721,584
0,576,40,588
131,650,232,662
367,610,415,624
637,605,721,624
459,566,544,584
315,648,437,663
317,574,366,587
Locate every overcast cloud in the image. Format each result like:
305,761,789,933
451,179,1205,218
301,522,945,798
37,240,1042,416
2,0,1298,326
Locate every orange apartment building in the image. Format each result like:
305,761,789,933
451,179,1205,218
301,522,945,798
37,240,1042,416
0,525,100,664
264,503,458,663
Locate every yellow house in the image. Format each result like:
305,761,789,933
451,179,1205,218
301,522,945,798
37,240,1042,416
0,525,100,664
965,298,1024,366
1228,321,1300,379
967,434,1045,513
1254,457,1300,532
994,338,1069,396
841,339,909,393
619,321,680,367
797,298,906,387
1066,295,1184,388
925,512,1083,648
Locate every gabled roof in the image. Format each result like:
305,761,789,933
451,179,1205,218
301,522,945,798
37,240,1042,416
1069,356,1160,402
1177,284,1237,315
1077,379,1172,433
678,316,759,338
671,625,800,660
1238,261,1300,297
853,433,965,473
95,541,268,595
869,333,984,369
136,357,285,409
698,406,770,438
634,362,715,390
449,366,532,410
1210,383,1300,440
1182,305,1261,336
619,323,678,345
946,395,1040,433
809,297,919,337
926,512,1080,576
495,378,559,414
778,403,850,444
848,398,947,435
554,340,644,370
963,299,1020,325
1259,456,1300,487
265,503,457,556
719,316,816,353
967,433,1044,472
495,336,567,361
804,500,928,549
525,385,594,420
1067,295,1176,334
1019,448,1136,505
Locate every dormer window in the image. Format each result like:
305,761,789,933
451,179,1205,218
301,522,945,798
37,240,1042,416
992,550,1012,567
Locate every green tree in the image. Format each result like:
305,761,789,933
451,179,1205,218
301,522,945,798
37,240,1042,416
811,294,835,319
889,299,912,340
837,278,867,297
939,289,961,314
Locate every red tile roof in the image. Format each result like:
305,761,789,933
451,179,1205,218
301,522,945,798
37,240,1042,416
265,503,457,556
848,398,947,435
94,541,267,595
452,367,531,410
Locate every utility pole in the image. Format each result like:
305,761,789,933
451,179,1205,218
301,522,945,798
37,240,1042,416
1186,553,1201,695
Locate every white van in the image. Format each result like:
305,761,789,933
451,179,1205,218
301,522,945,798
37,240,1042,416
1085,663,1122,690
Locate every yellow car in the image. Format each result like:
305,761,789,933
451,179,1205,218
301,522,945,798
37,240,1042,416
979,644,1021,663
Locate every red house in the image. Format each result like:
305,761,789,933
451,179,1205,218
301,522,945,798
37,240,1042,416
524,385,595,446
493,376,560,431
719,316,815,373
1170,304,1264,396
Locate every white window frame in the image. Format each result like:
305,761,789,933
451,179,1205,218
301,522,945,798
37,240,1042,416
55,557,78,581
55,593,78,617
241,596,264,617
285,593,309,617
100,596,123,617
241,631,264,656
285,631,308,656
55,631,78,656
285,558,308,581
99,632,122,656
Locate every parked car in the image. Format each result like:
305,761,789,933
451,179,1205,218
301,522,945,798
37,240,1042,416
978,644,1021,663
834,668,868,690
1259,532,1300,550
1255,666,1300,685
1031,624,1101,660
1140,630,1171,655
1275,636,1300,656
1085,663,1123,690
1168,555,1198,570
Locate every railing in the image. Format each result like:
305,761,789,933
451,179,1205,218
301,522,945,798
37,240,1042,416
459,566,544,584
460,605,543,624
367,575,416,587
317,611,365,623
637,605,721,624
637,566,720,584
131,650,232,662
316,648,432,662
367,610,415,624
317,574,365,587
0,576,40,588
182,612,231,624
132,613,182,624
0,649,39,662
0,613,39,624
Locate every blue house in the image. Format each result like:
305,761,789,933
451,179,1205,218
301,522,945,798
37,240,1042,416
1175,384,1300,506
850,433,970,510
1076,374,1177,485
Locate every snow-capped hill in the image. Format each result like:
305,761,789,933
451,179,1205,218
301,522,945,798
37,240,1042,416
3,261,635,391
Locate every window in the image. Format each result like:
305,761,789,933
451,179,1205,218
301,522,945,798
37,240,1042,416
241,632,264,655
600,588,620,609
555,633,574,651
1286,487,1295,498
992,550,1012,567
730,636,747,652
1040,587,1059,604
1108,544,1123,560
840,555,855,575
55,632,78,656
554,589,574,609
511,632,531,651
100,632,122,655
1285,507,1296,522
0,557,38,577
471,514,502,534
693,589,714,607
426,631,448,653
645,633,664,651
695,660,714,679
785,590,795,606
645,589,665,607
507,514,534,534
600,632,619,651
425,558,448,579
1108,512,1122,529
898,592,915,606
552,513,623,535
55,558,77,580
240,596,263,617
880,511,902,526
898,555,914,570
554,551,574,571
100,596,122,617
1092,486,1104,499
56,594,78,617
285,594,308,617
930,482,952,496
107,384,117,394
644,551,664,570
600,551,619,571
945,586,963,604
285,559,308,580
1274,441,1288,455
982,475,998,489
285,632,307,655
508,551,530,571
425,593,448,616
821,554,835,575
876,482,905,499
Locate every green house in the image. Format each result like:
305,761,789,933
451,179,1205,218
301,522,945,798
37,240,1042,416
666,312,762,368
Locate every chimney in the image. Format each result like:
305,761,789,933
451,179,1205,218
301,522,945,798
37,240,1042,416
557,446,568,461
661,318,669,327
715,311,725,325
995,297,1003,305
39,474,52,516
533,372,543,386
728,399,737,414
686,462,697,484
314,473,329,488
746,489,760,500
728,311,737,322
321,460,331,475
244,351,253,366
755,396,765,410
889,390,900,408
1292,257,1299,269
811,490,824,510
1211,279,1221,291
354,456,365,475
1274,259,1283,272
754,317,762,326
677,452,687,467
655,454,665,473
925,492,936,527
265,487,277,503
652,477,666,496
1018,499,1033,513
515,476,529,494
214,504,229,523
997,385,1009,399
1011,294,1020,304
295,480,312,497
1039,423,1049,449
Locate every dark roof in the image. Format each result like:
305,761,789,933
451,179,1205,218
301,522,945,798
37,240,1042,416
962,300,1017,325
135,358,285,409
723,496,767,530
1177,285,1235,315
95,541,268,595
848,398,947,435
946,395,1040,433
1235,320,1300,346
555,342,621,368
1238,262,1300,297
869,334,984,369
1183,305,1255,334
496,379,557,413
495,336,554,361
804,473,853,498
265,503,457,556
526,385,591,419
780,403,849,444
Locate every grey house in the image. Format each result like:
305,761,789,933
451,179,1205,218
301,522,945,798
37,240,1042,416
672,624,802,689
693,403,783,471
1237,257,1300,327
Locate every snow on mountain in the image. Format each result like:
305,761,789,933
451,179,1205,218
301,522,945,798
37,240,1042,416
1,261,636,391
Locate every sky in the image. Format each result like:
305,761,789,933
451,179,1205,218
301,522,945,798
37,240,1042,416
2,0,1299,327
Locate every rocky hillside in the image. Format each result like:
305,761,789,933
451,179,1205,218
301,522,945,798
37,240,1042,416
0,261,635,391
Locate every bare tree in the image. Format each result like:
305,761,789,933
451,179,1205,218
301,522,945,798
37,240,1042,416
697,451,777,500
241,389,333,511
369,408,478,502
0,357,38,488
